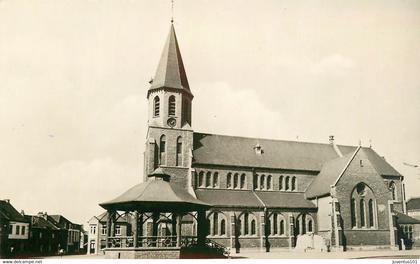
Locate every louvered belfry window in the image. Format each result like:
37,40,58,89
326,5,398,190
168,95,176,116
154,96,160,117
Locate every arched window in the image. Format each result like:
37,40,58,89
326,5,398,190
308,219,313,232
360,198,366,227
351,198,356,228
291,177,296,191
273,213,278,235
198,171,204,187
267,175,272,190
234,173,239,189
251,219,256,235
279,176,284,190
153,96,160,117
213,212,219,236
280,220,285,235
253,174,259,190
159,135,166,165
389,181,397,200
220,219,226,236
176,137,182,166
213,172,219,188
260,175,265,190
227,173,232,188
368,199,374,228
168,95,176,116
205,172,211,187
244,213,249,235
285,176,290,191
240,174,246,189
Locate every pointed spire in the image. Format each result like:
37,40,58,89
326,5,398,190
149,25,191,94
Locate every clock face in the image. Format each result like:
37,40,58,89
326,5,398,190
167,118,177,128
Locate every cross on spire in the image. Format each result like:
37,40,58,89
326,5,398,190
171,0,174,23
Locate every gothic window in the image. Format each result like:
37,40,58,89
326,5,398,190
251,219,256,235
279,175,284,190
220,219,226,236
389,181,397,200
253,174,258,190
213,172,219,188
153,96,160,117
360,199,366,227
159,135,166,165
198,171,204,187
244,213,249,235
227,173,232,188
351,198,357,228
280,219,285,235
267,175,272,190
260,175,265,190
234,173,239,189
273,213,278,234
176,136,182,166
240,173,246,189
213,212,219,235
205,172,211,187
308,219,313,232
368,199,374,228
168,95,176,116
291,177,296,191
285,176,290,191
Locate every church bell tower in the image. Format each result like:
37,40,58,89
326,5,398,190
143,24,194,188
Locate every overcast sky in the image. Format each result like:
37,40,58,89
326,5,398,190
0,0,419,225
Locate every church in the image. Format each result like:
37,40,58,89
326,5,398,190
103,23,418,253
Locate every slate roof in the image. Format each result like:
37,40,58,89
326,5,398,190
407,197,420,211
96,211,129,223
100,177,210,212
305,151,357,199
0,200,28,223
25,215,59,230
396,212,420,224
149,24,191,94
195,189,264,208
254,191,316,209
193,133,355,171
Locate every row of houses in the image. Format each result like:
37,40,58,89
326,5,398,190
0,199,86,258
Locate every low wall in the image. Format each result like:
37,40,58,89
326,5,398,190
104,247,181,259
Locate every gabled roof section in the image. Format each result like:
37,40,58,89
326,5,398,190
24,215,60,230
0,200,28,223
254,191,316,209
407,197,420,211
362,148,401,177
195,189,264,208
305,150,358,199
149,24,191,94
192,132,354,171
396,212,420,224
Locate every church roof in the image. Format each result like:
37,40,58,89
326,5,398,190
195,189,316,209
192,133,401,178
149,24,191,95
396,212,420,224
407,197,420,211
195,189,263,208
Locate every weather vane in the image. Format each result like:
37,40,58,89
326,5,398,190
171,0,174,23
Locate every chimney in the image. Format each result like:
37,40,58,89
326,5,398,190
37,212,48,220
20,210,25,216
4,199,10,203
329,135,335,144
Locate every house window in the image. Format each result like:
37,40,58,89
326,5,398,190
9,225,13,234
16,225,20,235
153,96,160,117
159,135,166,165
240,174,246,189
389,181,397,200
168,95,176,116
90,225,96,234
227,173,232,188
176,137,182,166
39,231,42,239
233,173,239,189
220,219,226,235
102,225,107,235
279,175,284,190
291,177,296,191
21,226,25,235
52,233,55,239
205,172,211,187
213,172,219,188
260,175,265,190
115,225,121,236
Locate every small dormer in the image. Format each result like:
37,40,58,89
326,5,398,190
254,143,264,155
